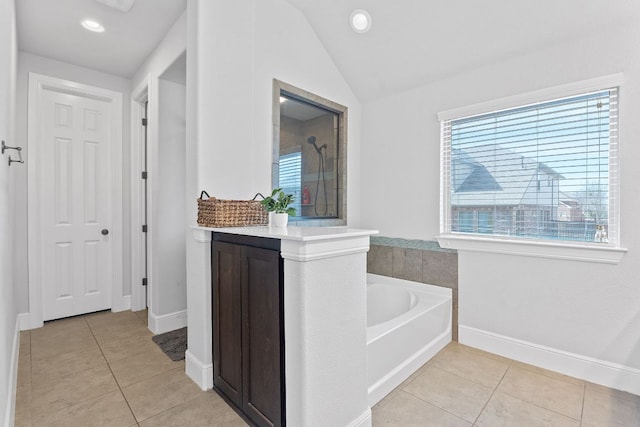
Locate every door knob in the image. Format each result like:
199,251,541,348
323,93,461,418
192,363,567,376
101,229,109,235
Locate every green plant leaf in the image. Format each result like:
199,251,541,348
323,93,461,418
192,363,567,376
260,187,295,213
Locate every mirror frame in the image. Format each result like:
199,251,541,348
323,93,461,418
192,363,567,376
272,79,348,224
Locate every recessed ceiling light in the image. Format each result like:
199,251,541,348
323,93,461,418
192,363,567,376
350,9,372,34
82,19,105,33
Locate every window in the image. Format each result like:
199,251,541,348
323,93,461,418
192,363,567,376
477,211,494,234
441,88,618,246
278,151,302,216
457,211,474,232
273,80,347,222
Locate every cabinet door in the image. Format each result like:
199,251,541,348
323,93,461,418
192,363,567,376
212,241,243,408
242,246,283,427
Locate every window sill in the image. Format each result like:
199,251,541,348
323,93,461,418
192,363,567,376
437,234,627,264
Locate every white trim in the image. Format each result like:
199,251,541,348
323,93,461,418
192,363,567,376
459,325,640,396
437,73,625,121
130,76,150,312
437,234,627,264
185,349,213,391
437,76,625,261
191,227,212,243
17,313,29,331
112,295,131,313
280,236,372,262
368,329,450,407
146,73,158,321
4,320,19,427
27,73,124,327
148,309,187,335
346,408,372,427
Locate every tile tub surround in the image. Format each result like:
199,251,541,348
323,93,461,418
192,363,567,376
367,236,459,340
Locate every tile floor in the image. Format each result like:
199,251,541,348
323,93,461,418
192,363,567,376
14,311,640,426
15,310,245,426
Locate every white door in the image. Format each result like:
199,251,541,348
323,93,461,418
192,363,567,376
36,84,113,321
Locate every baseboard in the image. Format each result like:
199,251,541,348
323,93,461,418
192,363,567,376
460,325,640,396
185,350,213,391
17,313,30,331
4,318,19,427
347,407,372,427
148,309,187,335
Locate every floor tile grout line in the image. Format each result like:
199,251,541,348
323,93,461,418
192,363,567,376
495,388,584,422
88,311,191,422
27,317,117,421
471,357,513,426
118,362,187,390
397,387,476,425
579,381,587,423
86,313,140,422
511,361,587,388
497,361,586,422
429,355,510,390
130,395,205,425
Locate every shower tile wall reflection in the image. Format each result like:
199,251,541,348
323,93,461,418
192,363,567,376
273,79,347,222
367,237,459,341
279,110,339,217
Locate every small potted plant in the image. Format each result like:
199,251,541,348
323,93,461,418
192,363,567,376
260,188,296,227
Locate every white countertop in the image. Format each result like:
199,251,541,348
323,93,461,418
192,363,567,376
192,225,378,242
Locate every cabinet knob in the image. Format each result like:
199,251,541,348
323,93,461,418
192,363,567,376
101,229,109,236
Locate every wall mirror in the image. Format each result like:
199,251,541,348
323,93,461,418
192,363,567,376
272,80,347,222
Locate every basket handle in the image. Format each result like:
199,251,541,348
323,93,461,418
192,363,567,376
201,191,263,201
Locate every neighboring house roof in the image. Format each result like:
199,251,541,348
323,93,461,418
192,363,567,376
559,191,580,205
451,144,564,207
560,200,580,208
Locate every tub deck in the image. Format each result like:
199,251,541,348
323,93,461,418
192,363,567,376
367,274,452,406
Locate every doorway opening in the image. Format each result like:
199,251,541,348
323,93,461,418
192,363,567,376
131,82,149,313
130,51,188,334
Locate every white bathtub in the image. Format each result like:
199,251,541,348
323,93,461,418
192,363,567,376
367,273,452,406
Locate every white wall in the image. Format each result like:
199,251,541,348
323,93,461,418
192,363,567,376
184,0,362,393
155,78,186,316
14,52,132,313
129,11,186,323
130,12,186,89
360,23,640,391
0,0,17,423
192,0,361,220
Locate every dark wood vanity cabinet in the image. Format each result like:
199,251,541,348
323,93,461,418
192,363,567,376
211,233,285,427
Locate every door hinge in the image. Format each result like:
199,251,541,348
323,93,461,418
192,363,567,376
142,118,148,126
141,171,147,180
142,278,147,286
142,225,147,233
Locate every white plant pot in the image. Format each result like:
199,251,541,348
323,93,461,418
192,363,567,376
271,212,289,228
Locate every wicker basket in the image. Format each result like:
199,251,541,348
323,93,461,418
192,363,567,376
197,191,268,227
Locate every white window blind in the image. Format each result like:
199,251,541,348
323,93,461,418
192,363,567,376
441,88,618,245
279,151,302,216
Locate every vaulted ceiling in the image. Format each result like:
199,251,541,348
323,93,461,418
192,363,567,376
16,0,186,78
285,0,640,102
15,1,640,101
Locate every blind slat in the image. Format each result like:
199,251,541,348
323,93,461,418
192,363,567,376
278,151,301,217
441,88,618,244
